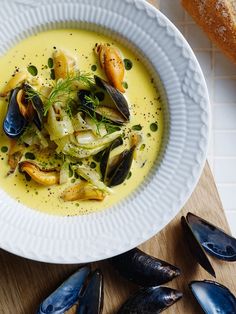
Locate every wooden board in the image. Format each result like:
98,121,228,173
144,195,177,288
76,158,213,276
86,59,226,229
0,162,236,314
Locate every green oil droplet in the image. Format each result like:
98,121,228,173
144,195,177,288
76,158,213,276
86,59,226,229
132,124,142,131
124,59,133,70
91,65,97,71
27,65,38,76
150,123,158,132
50,69,55,80
48,58,54,68
1,146,8,153
122,82,128,89
25,152,36,160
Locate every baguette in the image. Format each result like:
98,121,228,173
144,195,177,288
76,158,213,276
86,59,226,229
182,0,236,64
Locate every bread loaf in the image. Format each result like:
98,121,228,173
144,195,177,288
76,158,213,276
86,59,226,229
182,0,236,63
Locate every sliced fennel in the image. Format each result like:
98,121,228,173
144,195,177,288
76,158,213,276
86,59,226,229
72,112,90,132
62,143,108,159
46,105,74,140
60,161,70,185
77,130,123,149
73,164,112,193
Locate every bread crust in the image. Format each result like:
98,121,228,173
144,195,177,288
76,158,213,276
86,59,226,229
182,0,236,63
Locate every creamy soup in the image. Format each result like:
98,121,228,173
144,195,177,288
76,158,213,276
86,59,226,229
0,29,164,216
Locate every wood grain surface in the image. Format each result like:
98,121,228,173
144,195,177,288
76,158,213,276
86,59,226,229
1,3,235,313
0,163,235,314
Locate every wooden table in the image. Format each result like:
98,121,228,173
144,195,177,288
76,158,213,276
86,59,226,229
0,163,236,314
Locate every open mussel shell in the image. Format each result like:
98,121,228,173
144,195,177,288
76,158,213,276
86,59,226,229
78,89,95,112
3,88,27,138
77,269,103,314
100,137,123,181
117,286,183,314
24,84,44,130
94,75,130,122
37,266,90,314
189,280,236,314
187,212,236,261
107,147,135,187
181,216,216,277
110,248,181,287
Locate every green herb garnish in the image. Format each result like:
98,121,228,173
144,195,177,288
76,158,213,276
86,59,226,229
44,73,94,115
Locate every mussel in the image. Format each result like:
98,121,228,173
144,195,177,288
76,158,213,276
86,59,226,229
189,280,236,314
77,269,103,314
100,137,123,181
61,181,106,202
24,84,44,130
181,215,216,277
107,146,135,187
94,76,130,122
19,161,59,186
95,43,125,93
186,212,236,261
53,49,78,80
117,286,183,314
0,71,28,97
110,248,181,287
3,88,27,138
100,137,134,187
37,266,103,314
78,76,130,125
3,85,44,139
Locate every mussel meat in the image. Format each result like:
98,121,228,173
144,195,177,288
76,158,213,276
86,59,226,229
53,49,78,80
7,139,24,174
117,286,183,314
181,215,216,277
0,71,28,97
19,161,59,186
94,75,130,122
110,248,181,287
3,88,27,138
186,212,236,261
95,43,125,93
3,85,44,139
61,181,106,202
189,280,236,314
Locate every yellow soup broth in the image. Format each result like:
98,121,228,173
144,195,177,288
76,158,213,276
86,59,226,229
0,29,164,216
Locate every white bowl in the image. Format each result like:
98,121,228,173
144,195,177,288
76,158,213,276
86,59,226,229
0,0,210,263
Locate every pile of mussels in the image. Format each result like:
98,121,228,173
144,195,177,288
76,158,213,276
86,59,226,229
37,213,236,313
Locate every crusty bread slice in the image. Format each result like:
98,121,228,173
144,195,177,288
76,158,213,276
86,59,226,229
182,0,236,63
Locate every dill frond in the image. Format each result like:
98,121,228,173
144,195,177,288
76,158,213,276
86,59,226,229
44,73,94,115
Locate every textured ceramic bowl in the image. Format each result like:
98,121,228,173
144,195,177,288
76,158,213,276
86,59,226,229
0,0,210,263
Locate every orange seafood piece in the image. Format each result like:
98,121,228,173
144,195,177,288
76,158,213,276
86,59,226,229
61,181,106,202
95,44,125,93
19,161,59,186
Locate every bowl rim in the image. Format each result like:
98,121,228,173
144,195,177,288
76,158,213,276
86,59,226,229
0,0,210,263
